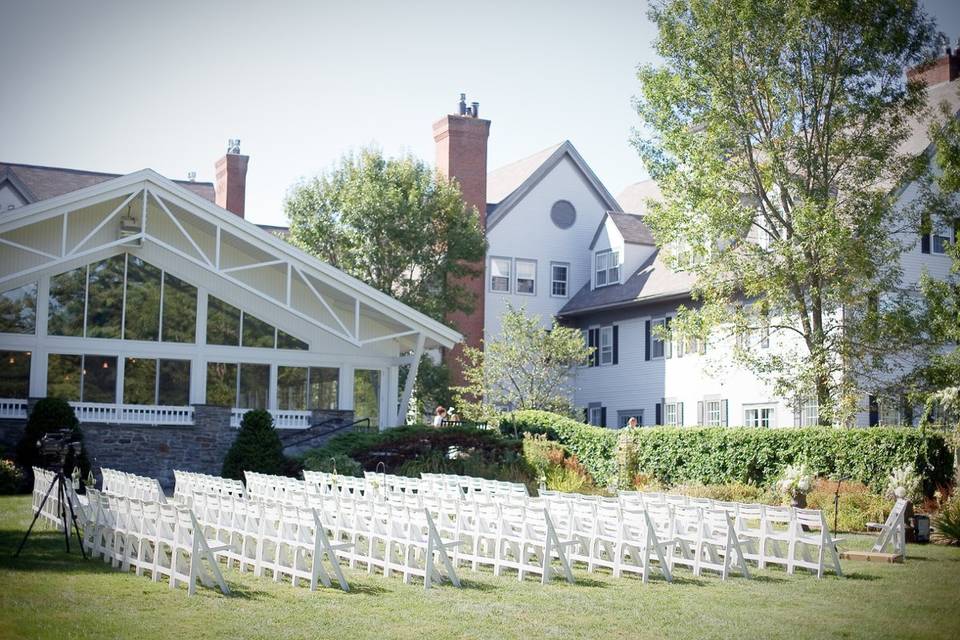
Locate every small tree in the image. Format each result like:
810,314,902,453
222,409,286,480
16,397,89,476
454,306,592,423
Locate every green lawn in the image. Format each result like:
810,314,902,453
0,495,958,640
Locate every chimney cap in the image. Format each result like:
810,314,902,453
187,171,196,182
227,139,241,154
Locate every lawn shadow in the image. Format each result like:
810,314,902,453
452,578,496,592
339,582,390,596
747,574,788,584
843,572,881,581
222,585,273,600
0,529,112,575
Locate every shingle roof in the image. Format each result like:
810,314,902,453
486,142,563,206
616,179,662,214
558,248,697,316
607,211,655,245
0,162,216,204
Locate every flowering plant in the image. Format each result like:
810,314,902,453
777,463,813,499
885,464,921,503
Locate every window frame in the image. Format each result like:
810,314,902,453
489,256,512,293
550,262,570,298
588,406,604,427
664,402,679,426
743,404,775,428
594,249,620,288
651,318,666,359
705,400,722,426
514,258,537,296
599,326,614,366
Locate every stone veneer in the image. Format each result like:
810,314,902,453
0,403,354,489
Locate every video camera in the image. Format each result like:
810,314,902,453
37,429,83,467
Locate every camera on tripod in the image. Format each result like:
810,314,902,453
37,429,82,469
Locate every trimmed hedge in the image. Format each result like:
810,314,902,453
500,410,953,493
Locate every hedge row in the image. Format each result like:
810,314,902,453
499,410,953,493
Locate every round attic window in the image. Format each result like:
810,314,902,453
550,200,576,229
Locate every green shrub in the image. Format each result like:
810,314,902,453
501,410,953,493
933,494,960,545
806,479,892,532
302,453,363,477
222,409,288,480
0,459,24,494
668,482,776,504
16,398,89,477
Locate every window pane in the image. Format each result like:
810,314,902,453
158,359,190,405
86,255,125,338
162,273,197,343
0,351,31,397
205,362,237,406
241,313,276,348
48,267,87,336
491,258,510,292
47,354,82,401
0,282,37,334
353,369,381,427
123,357,156,405
277,329,308,350
516,260,535,294
206,296,240,346
82,355,117,403
277,366,308,410
309,367,339,410
551,264,567,297
124,256,161,341
238,363,269,409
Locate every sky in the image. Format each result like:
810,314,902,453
2,0,960,226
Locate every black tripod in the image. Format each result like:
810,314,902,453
15,468,87,560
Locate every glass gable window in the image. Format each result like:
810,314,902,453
48,267,87,337
161,273,197,343
0,282,37,334
242,313,276,348
277,330,308,350
277,366,308,410
124,357,190,405
309,367,338,410
46,354,117,403
238,363,269,409
0,350,31,398
515,259,536,295
354,369,381,427
207,296,241,346
85,255,126,339
490,258,511,292
550,263,568,298
205,362,238,407
124,256,161,341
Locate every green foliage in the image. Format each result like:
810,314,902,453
933,494,960,545
411,355,453,419
16,397,89,476
521,433,596,493
502,410,952,493
300,425,528,481
634,0,942,421
301,453,363,478
806,479,893,533
222,409,288,480
668,482,776,505
0,460,24,495
285,147,486,324
455,305,592,423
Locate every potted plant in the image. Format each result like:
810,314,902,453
777,463,813,508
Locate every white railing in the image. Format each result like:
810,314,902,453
70,402,195,426
0,398,28,419
230,408,313,429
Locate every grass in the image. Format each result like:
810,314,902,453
1,495,959,640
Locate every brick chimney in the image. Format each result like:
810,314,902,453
433,94,490,387
907,45,960,87
215,139,249,217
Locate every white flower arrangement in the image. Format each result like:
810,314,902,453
885,464,921,503
777,463,813,499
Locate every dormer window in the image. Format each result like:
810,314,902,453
595,249,620,287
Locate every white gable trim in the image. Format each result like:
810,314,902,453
487,141,622,231
0,169,461,350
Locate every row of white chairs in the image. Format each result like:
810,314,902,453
616,490,844,577
81,488,230,595
183,490,462,589
419,472,529,497
172,469,245,502
101,468,167,504
30,467,70,530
